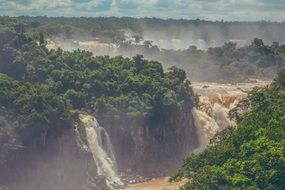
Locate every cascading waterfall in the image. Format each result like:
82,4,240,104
192,81,271,151
79,114,123,188
192,108,220,151
212,103,235,129
192,103,235,150
192,95,239,151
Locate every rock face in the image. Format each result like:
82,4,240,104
0,107,198,190
0,118,110,190
100,107,199,177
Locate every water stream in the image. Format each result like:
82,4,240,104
80,114,123,188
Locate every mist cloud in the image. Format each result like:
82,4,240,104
0,0,284,21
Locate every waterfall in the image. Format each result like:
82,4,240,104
192,108,220,150
79,114,123,188
192,95,238,151
212,103,234,129
192,81,271,151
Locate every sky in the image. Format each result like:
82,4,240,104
0,0,284,21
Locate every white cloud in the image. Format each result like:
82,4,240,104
0,0,284,21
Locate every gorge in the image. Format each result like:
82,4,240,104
77,81,271,190
120,80,271,190
0,16,284,190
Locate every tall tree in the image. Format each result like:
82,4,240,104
39,31,45,46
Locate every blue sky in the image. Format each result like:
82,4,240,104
0,0,284,21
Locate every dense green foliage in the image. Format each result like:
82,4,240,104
0,18,196,187
158,40,285,82
0,73,72,140
1,16,285,189
15,16,285,44
173,72,285,189
10,16,285,82
0,17,198,190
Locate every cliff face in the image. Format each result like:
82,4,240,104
0,120,110,190
0,108,198,190
100,107,199,177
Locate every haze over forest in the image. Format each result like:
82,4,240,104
0,1,285,190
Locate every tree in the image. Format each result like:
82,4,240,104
143,40,153,48
166,66,186,82
132,35,143,44
39,31,45,46
188,45,197,52
252,38,264,48
277,69,285,87
272,41,279,48
133,54,144,73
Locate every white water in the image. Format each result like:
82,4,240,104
193,95,239,150
192,108,220,150
192,81,270,151
46,39,119,56
79,114,123,188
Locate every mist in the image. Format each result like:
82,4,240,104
1,16,284,190
43,19,285,83
1,127,107,190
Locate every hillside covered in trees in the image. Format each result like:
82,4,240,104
0,17,198,190
7,16,285,82
0,16,196,131
15,16,285,46
158,40,285,82
172,71,285,189
1,16,285,190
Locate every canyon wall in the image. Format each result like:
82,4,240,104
98,107,199,177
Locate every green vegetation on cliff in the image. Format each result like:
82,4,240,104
0,17,196,128
173,70,285,189
0,17,197,189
